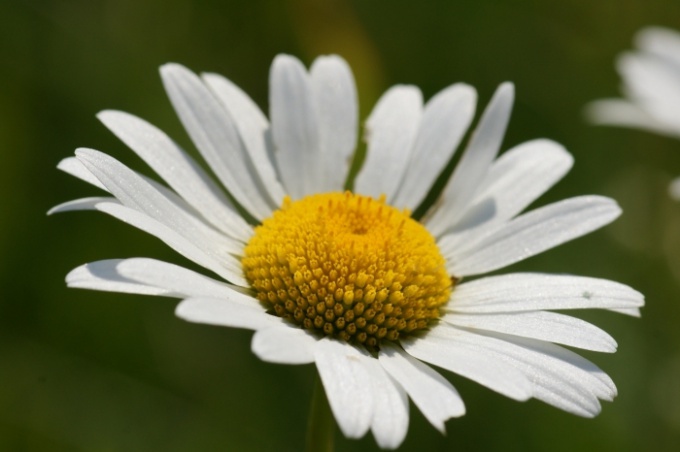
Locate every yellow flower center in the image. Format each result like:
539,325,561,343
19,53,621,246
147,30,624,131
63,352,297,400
242,192,452,348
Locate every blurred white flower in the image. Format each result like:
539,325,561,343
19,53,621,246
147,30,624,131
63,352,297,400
586,26,680,198
52,54,643,449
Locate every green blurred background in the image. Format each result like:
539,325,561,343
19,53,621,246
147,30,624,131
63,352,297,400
2,0,680,450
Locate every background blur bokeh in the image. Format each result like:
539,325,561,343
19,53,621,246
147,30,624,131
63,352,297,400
2,0,680,450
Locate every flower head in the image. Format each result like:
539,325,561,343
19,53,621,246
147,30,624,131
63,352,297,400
53,54,643,449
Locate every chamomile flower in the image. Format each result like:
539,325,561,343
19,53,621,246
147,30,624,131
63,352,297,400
53,54,643,449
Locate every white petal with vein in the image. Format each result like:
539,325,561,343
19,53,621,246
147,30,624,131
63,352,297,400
314,338,374,439
379,343,464,432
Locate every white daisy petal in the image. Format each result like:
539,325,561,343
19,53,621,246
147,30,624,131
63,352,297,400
442,311,617,353
310,55,359,192
450,272,644,315
636,26,680,68
269,54,320,199
618,52,680,126
609,307,641,317
402,327,532,401
97,110,252,242
427,82,515,237
461,328,617,415
48,196,118,215
449,196,621,276
379,343,465,433
584,99,680,136
66,259,174,296
251,326,317,365
391,83,477,210
75,148,245,256
439,139,573,248
176,297,280,331
57,156,109,191
354,85,423,200
361,354,409,450
314,338,374,439
160,63,275,219
202,72,286,205
114,257,248,301
94,202,247,286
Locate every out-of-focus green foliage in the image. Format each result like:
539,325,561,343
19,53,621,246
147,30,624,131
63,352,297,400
1,0,680,450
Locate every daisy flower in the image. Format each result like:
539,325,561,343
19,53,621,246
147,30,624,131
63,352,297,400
586,26,680,198
52,54,643,449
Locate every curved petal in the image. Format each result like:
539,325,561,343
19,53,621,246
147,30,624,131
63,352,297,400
202,72,286,205
94,202,247,286
584,99,679,136
379,343,464,433
251,326,317,364
97,110,252,241
310,55,359,192
617,52,680,126
269,54,320,199
443,311,617,352
175,297,280,331
66,259,175,296
401,326,532,401
115,257,247,300
391,83,477,210
161,63,276,219
354,85,423,200
636,26,680,68
75,148,245,256
436,139,573,249
427,82,514,237
448,196,621,276
314,338,374,439
449,272,644,315
57,157,108,191
48,196,118,215
452,327,616,416
361,354,409,450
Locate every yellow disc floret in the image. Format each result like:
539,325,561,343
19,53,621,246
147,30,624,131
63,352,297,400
242,192,452,348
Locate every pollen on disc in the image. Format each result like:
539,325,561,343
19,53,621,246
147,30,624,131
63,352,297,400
242,192,452,348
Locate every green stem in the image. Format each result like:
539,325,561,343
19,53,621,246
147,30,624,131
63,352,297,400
306,373,334,452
